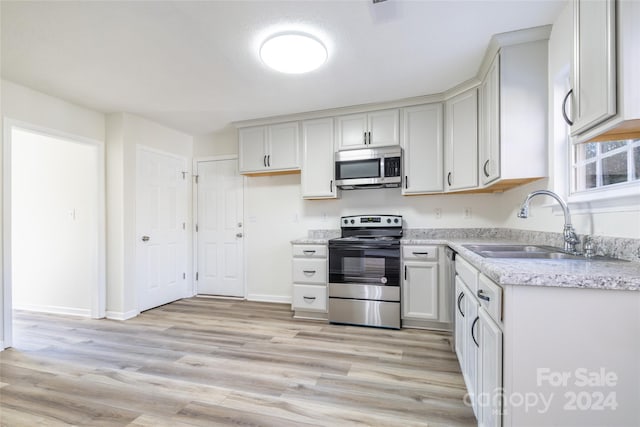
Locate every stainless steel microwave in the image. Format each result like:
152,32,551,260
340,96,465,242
334,146,402,190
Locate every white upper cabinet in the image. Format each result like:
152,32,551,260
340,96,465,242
368,109,400,147
570,0,616,136
401,104,444,194
336,109,399,150
301,118,337,199
479,55,500,186
569,0,640,143
445,89,478,192
478,40,548,189
238,126,267,173
239,122,300,174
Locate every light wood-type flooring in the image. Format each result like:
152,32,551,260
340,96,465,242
0,298,476,426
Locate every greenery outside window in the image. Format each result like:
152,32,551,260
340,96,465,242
572,139,640,194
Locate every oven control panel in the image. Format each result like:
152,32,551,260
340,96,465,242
340,215,402,227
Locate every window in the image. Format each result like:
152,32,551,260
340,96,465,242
572,139,640,194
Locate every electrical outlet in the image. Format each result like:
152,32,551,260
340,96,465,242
464,207,472,219
435,208,442,219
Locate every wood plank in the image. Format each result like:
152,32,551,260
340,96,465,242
1,298,475,426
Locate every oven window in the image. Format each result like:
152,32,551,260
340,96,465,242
343,257,385,277
329,246,400,286
336,159,380,180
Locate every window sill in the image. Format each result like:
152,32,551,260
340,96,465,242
560,182,640,214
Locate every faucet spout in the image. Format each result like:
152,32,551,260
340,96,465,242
517,190,580,254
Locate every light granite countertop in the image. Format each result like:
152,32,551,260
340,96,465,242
292,228,640,292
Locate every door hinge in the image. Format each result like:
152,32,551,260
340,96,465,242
181,171,188,180
182,222,186,230
196,272,199,281
183,272,186,279
195,224,199,232
193,175,199,184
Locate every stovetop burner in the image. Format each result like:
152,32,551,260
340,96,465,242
330,215,403,247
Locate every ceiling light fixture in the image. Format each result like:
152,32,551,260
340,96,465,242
259,32,328,74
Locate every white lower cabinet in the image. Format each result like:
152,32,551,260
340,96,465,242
463,280,480,417
478,306,503,427
401,245,451,329
455,254,640,426
403,261,439,320
456,256,502,423
291,244,327,319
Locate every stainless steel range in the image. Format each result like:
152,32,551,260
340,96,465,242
328,215,402,329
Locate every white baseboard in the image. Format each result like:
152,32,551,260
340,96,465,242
13,304,91,317
246,294,292,304
0,341,5,351
105,309,139,321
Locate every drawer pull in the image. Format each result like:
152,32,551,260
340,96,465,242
302,250,316,255
303,270,316,275
477,289,491,302
412,251,429,256
303,296,316,302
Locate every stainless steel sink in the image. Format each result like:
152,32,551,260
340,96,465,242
474,251,585,260
462,244,623,261
464,244,556,253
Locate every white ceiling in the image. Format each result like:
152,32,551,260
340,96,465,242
1,0,566,136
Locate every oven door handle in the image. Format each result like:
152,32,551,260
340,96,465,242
329,244,398,250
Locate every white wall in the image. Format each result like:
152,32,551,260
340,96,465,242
106,113,193,318
11,129,98,315
194,126,237,158
1,79,106,347
244,173,505,301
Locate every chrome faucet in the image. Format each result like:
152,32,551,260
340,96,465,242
517,190,580,254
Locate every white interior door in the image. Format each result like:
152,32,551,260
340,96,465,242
196,159,244,297
136,147,189,312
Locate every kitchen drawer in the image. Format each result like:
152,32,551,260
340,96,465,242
402,245,439,261
292,284,327,312
292,244,327,258
477,274,502,323
456,256,478,293
292,258,327,284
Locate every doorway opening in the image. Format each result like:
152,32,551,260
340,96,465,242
2,121,105,349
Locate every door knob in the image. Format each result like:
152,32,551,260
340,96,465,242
236,233,243,238
141,236,150,242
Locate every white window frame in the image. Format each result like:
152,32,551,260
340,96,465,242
567,139,640,214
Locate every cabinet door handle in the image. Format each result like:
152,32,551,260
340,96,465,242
330,180,333,192
302,250,316,255
457,292,465,317
483,159,490,178
471,316,480,348
267,155,271,167
412,251,429,256
303,270,316,275
368,131,371,145
562,89,574,126
303,296,316,302
447,172,452,186
141,235,150,242
404,265,407,280
477,289,490,302
263,155,267,167
405,176,408,189
363,132,367,145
